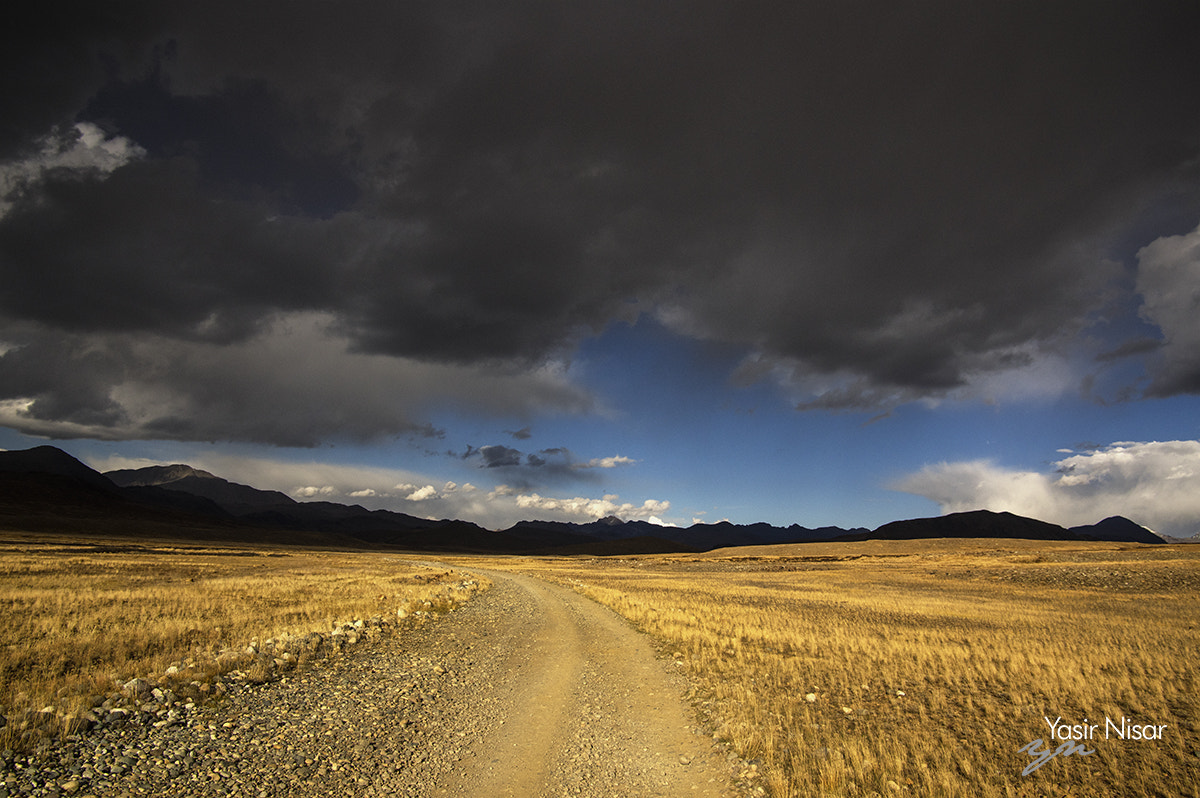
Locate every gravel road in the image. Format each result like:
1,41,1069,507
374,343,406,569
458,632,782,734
1,569,743,798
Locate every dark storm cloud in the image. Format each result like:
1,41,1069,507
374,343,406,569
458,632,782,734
463,445,604,490
0,2,164,159
0,328,131,428
0,158,339,340
0,317,592,446
473,444,578,472
2,0,1199,443
478,445,523,468
83,73,360,215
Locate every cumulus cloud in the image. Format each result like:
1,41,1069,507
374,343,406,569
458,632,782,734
294,485,337,499
404,485,438,502
513,493,670,522
891,441,1200,537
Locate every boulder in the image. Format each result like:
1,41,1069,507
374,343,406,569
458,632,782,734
122,678,154,699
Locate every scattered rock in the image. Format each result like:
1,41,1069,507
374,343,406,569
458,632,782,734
0,573,748,798
122,679,153,700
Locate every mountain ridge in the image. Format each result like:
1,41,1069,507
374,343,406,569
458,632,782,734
0,445,1172,551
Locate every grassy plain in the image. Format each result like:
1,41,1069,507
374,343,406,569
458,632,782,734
472,539,1200,798
3,531,1196,797
0,533,483,748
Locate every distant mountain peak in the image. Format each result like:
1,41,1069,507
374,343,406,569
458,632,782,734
105,464,217,487
1070,515,1163,544
104,462,295,515
0,445,116,492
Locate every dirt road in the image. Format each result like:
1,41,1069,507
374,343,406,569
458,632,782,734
429,569,731,797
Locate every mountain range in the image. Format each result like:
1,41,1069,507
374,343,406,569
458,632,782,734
0,445,1171,551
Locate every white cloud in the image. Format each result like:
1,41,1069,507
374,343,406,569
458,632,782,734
404,485,438,501
575,455,638,469
293,485,337,498
891,440,1200,537
1136,222,1200,395
513,492,669,521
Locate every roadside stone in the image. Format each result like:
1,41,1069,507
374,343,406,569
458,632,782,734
60,716,92,735
122,680,153,701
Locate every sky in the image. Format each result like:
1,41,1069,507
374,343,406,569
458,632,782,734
2,1,1200,536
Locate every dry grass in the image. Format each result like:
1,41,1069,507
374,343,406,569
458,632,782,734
472,539,1200,798
5,530,1196,796
0,534,486,748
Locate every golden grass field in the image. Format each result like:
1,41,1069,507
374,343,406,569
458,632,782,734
2,532,1197,797
0,533,485,749
467,539,1200,798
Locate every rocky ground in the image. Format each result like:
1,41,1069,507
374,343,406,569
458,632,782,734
1,570,758,798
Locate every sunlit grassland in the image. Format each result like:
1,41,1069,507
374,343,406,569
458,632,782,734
0,534,485,746
475,540,1200,798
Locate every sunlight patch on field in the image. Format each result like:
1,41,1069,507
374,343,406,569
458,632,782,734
482,540,1200,797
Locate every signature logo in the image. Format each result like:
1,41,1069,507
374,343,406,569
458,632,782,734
1017,738,1095,776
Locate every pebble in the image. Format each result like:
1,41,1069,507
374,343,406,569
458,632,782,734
0,614,466,797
